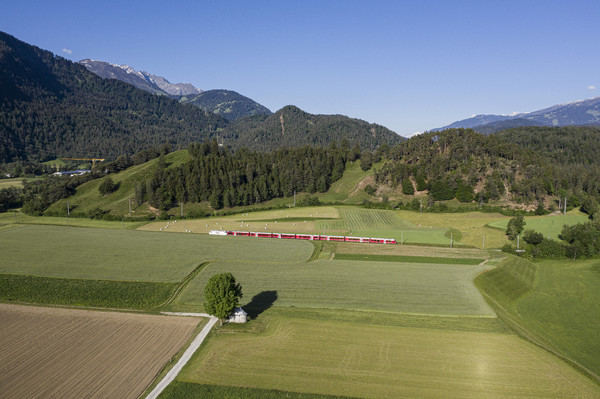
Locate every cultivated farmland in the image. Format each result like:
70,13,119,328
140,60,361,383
0,304,202,399
177,316,600,399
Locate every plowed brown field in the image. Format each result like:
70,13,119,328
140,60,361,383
0,304,201,399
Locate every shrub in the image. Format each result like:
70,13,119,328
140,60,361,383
98,177,118,195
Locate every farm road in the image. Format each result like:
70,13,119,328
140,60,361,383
146,313,218,399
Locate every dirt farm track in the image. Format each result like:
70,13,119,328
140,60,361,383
0,304,200,399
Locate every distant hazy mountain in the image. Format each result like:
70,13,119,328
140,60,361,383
78,59,201,96
434,96,600,133
472,118,546,135
179,90,272,121
222,105,403,151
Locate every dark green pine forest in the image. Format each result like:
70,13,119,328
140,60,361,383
138,141,349,210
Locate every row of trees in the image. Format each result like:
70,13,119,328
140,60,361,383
504,214,600,260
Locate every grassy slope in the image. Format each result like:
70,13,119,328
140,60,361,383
45,150,191,216
43,156,373,219
475,255,600,383
317,161,380,203
516,259,600,379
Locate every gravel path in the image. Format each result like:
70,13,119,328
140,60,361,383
145,313,218,399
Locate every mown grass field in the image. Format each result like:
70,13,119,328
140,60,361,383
333,253,484,265
487,210,589,239
139,206,339,235
172,257,494,316
138,205,536,248
175,315,600,399
0,225,313,282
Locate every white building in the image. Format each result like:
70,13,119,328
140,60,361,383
227,307,247,323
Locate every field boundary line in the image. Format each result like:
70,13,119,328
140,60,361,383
157,261,214,308
146,314,218,399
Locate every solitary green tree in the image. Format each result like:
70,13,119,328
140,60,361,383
506,215,526,240
204,273,243,325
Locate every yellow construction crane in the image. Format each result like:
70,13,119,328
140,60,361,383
62,158,106,169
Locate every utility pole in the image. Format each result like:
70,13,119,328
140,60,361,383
517,235,520,251
128,196,132,216
293,190,296,207
420,197,423,213
450,232,453,248
564,197,567,215
67,201,70,225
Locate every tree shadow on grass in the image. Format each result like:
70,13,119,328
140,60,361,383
244,290,278,319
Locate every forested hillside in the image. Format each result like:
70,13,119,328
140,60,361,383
223,105,403,151
137,140,349,210
0,32,227,163
494,126,600,165
179,90,272,121
376,129,600,205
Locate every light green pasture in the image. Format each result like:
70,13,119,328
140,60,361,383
487,211,589,239
174,258,494,316
0,225,312,282
179,316,600,399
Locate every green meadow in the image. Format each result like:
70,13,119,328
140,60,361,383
171,258,494,316
174,313,600,399
487,211,589,239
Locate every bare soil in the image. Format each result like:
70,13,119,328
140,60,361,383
0,304,200,399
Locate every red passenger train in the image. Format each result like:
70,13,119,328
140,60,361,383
225,231,397,244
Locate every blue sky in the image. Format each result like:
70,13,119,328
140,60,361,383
2,0,599,136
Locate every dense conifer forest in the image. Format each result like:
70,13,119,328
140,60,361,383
137,140,349,210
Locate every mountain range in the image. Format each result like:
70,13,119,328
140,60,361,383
78,59,201,96
0,31,400,163
434,96,600,133
79,59,272,121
